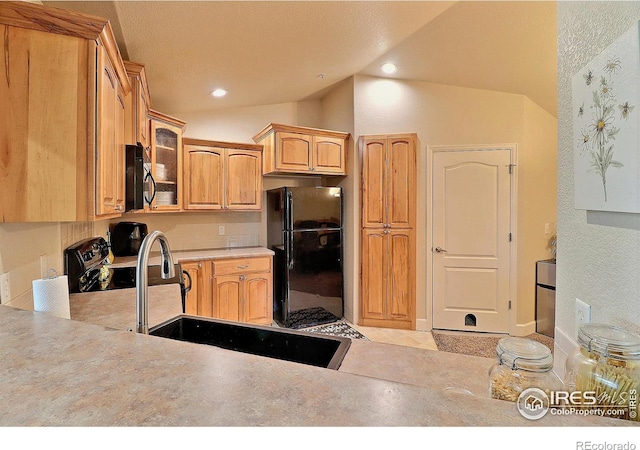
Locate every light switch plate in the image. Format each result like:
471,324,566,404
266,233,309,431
575,298,591,335
218,226,225,236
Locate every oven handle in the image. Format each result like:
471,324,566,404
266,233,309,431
182,270,192,294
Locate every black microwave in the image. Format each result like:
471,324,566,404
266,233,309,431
125,143,155,212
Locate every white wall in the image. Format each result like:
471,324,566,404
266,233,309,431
555,1,640,378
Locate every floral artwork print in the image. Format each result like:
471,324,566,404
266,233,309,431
572,21,640,213
577,57,630,202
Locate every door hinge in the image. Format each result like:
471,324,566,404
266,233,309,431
508,164,516,174
508,300,512,310
508,233,512,242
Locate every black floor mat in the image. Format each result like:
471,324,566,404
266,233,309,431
285,307,340,329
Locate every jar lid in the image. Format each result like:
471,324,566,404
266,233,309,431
577,323,640,361
496,337,553,372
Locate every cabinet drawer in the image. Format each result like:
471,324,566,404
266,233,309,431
212,257,271,276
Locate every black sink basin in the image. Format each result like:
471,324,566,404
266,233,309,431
149,315,351,370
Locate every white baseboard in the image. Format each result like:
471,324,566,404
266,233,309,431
512,320,536,336
416,318,430,331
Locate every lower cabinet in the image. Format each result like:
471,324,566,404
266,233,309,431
182,256,273,326
360,228,414,329
182,260,212,317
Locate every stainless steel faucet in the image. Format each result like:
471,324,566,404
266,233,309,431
136,230,175,334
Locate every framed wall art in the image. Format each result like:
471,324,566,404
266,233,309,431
572,21,640,213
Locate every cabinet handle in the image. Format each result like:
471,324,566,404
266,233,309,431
240,275,246,281
198,263,202,269
237,265,249,269
310,167,316,171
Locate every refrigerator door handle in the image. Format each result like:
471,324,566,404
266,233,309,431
288,237,295,270
286,189,294,231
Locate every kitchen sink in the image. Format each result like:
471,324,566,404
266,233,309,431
149,315,351,370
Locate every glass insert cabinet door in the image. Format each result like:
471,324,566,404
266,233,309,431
149,111,185,211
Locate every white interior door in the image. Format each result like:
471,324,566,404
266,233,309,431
432,148,512,333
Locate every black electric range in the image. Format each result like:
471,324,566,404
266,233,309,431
64,237,190,312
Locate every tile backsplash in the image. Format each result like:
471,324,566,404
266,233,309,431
60,222,96,254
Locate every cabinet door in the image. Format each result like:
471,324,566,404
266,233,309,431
242,273,272,325
276,132,312,172
387,138,415,228
225,150,262,210
151,120,183,211
387,229,413,323
361,229,387,321
115,84,126,212
137,85,149,149
182,260,212,316
213,275,241,322
312,136,346,175
361,139,387,228
183,145,224,210
96,46,119,217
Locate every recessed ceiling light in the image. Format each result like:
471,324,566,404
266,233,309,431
211,89,227,97
380,63,397,74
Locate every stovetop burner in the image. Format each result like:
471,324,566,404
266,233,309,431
80,264,184,293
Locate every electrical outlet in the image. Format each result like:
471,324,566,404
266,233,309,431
575,298,591,334
0,272,11,304
218,226,225,236
545,223,550,234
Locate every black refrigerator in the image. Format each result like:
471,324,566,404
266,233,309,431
267,186,344,329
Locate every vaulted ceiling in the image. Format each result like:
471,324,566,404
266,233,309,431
44,1,557,117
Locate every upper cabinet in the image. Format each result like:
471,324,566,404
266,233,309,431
0,1,131,222
95,42,127,218
252,123,349,176
123,60,151,150
183,138,263,211
149,110,186,212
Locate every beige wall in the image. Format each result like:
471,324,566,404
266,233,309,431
351,75,557,332
518,97,558,326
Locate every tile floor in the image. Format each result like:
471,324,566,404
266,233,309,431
347,321,439,351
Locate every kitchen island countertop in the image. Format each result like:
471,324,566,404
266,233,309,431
0,304,629,426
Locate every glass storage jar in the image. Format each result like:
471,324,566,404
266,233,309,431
489,337,562,402
565,323,640,422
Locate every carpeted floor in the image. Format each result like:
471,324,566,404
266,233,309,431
299,320,369,340
431,331,554,359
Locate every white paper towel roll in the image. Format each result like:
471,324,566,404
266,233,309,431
32,274,71,319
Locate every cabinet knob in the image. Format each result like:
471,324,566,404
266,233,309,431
240,275,246,281
198,263,202,269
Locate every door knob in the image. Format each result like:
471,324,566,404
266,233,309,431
434,246,448,253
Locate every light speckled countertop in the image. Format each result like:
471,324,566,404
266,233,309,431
110,246,274,268
0,303,629,426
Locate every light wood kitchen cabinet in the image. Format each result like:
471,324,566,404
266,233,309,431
95,43,127,217
212,257,273,325
252,123,349,176
123,60,151,150
0,2,130,222
149,110,186,212
360,134,417,330
361,228,414,329
182,256,273,326
182,260,212,317
182,138,263,211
